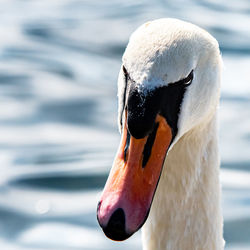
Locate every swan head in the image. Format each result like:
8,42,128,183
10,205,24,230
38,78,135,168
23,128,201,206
97,18,222,241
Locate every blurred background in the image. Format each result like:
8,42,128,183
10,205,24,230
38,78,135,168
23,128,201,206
0,0,250,249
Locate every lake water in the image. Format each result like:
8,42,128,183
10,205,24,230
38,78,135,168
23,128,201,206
0,0,250,249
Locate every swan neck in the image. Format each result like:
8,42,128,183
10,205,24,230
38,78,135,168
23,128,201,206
142,115,224,250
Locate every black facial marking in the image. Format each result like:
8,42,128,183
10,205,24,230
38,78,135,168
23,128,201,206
121,67,193,141
120,66,129,128
159,82,189,138
124,129,130,161
125,70,193,140
127,85,162,139
142,122,159,167
122,65,128,77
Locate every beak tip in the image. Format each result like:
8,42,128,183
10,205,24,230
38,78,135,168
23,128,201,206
100,208,132,241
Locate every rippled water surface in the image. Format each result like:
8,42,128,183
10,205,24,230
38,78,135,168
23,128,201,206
1,0,250,249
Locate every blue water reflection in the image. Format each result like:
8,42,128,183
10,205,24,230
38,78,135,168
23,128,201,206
0,0,250,249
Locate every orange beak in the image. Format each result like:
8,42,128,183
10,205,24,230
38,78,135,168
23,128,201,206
97,114,172,241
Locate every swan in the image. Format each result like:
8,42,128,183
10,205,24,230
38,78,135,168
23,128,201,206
97,18,224,250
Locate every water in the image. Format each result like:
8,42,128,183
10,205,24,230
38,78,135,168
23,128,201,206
0,0,250,249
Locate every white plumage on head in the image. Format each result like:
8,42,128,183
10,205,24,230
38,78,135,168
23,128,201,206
99,18,224,250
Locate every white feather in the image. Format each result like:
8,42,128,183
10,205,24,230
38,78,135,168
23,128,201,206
118,18,224,250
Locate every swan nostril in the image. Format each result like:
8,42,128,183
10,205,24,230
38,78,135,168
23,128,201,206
102,208,131,241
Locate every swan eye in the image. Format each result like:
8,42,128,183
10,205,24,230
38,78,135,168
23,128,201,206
182,70,194,86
